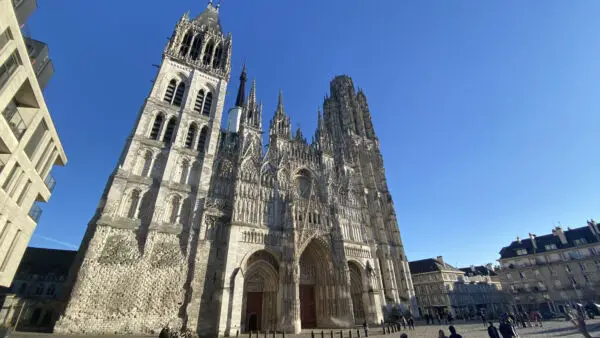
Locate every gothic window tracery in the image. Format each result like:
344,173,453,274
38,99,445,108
179,159,190,185
126,189,141,219
179,30,193,57
185,123,197,149
213,43,223,68
168,195,181,224
140,150,153,177
149,113,164,140
164,79,177,103
194,90,205,113
202,92,212,116
189,34,203,60
203,40,214,65
173,82,186,107
163,117,177,143
197,127,208,154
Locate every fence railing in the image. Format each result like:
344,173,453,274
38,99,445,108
2,101,26,140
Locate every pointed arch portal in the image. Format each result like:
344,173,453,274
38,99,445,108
299,238,335,329
242,250,279,333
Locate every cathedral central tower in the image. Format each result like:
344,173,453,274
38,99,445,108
56,3,416,336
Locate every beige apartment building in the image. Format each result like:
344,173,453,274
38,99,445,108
410,256,504,319
497,222,600,314
0,0,67,287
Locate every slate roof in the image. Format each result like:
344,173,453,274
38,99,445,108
409,258,462,274
459,265,497,277
499,225,599,259
13,247,77,279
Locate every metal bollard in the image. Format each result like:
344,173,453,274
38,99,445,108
236,330,239,338
349,330,352,338
312,331,315,338
264,331,267,338
282,331,285,338
256,331,259,338
357,328,360,337
339,330,343,338
249,331,252,338
272,331,275,338
321,330,324,338
330,330,334,338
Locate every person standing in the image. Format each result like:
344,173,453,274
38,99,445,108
499,319,517,338
448,325,462,338
436,313,442,325
487,322,500,338
438,329,448,338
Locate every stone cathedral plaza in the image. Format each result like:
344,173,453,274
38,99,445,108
1,1,600,338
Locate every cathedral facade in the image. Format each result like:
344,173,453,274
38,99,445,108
55,3,416,336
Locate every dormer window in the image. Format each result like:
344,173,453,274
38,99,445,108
544,244,557,251
516,249,527,256
573,238,588,246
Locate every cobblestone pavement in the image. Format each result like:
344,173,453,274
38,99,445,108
7,319,600,338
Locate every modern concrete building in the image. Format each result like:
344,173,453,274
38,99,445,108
0,247,76,332
497,222,600,314
0,0,67,287
410,257,503,319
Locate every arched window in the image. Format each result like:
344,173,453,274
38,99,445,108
202,92,212,116
185,124,197,148
194,90,205,113
127,190,141,219
203,40,214,65
169,195,181,223
173,82,186,107
197,127,208,153
164,79,177,103
179,30,193,57
150,114,164,140
180,160,190,184
163,117,177,143
190,35,203,60
141,151,153,177
213,44,223,68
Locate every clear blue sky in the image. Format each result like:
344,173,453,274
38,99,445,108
26,0,600,267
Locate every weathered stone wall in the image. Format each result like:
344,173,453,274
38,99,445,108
55,227,187,335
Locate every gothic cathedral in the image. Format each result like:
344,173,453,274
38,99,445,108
55,3,416,336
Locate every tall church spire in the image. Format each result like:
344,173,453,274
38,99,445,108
235,63,247,107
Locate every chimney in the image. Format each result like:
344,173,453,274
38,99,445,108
485,263,494,272
470,265,475,271
529,233,537,250
553,226,568,245
436,256,444,264
516,236,521,244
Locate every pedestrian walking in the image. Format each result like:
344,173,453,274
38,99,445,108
498,319,517,338
448,325,462,338
436,313,441,325
407,316,414,330
487,322,500,338
446,313,454,325
400,316,407,329
438,329,448,338
481,313,487,327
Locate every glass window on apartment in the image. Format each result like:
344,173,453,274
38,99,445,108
0,51,22,90
554,279,561,288
516,249,527,256
0,27,13,51
506,273,512,280
534,269,541,277
584,275,590,284
579,262,587,272
568,276,577,285
565,265,572,273
545,244,557,250
23,120,48,159
519,271,526,279
573,238,588,246
595,260,600,271
549,266,557,276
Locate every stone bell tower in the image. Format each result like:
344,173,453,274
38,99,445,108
55,2,233,334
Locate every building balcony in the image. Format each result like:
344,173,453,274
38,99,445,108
43,174,55,193
2,101,26,140
24,38,54,91
12,0,38,27
28,203,42,222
